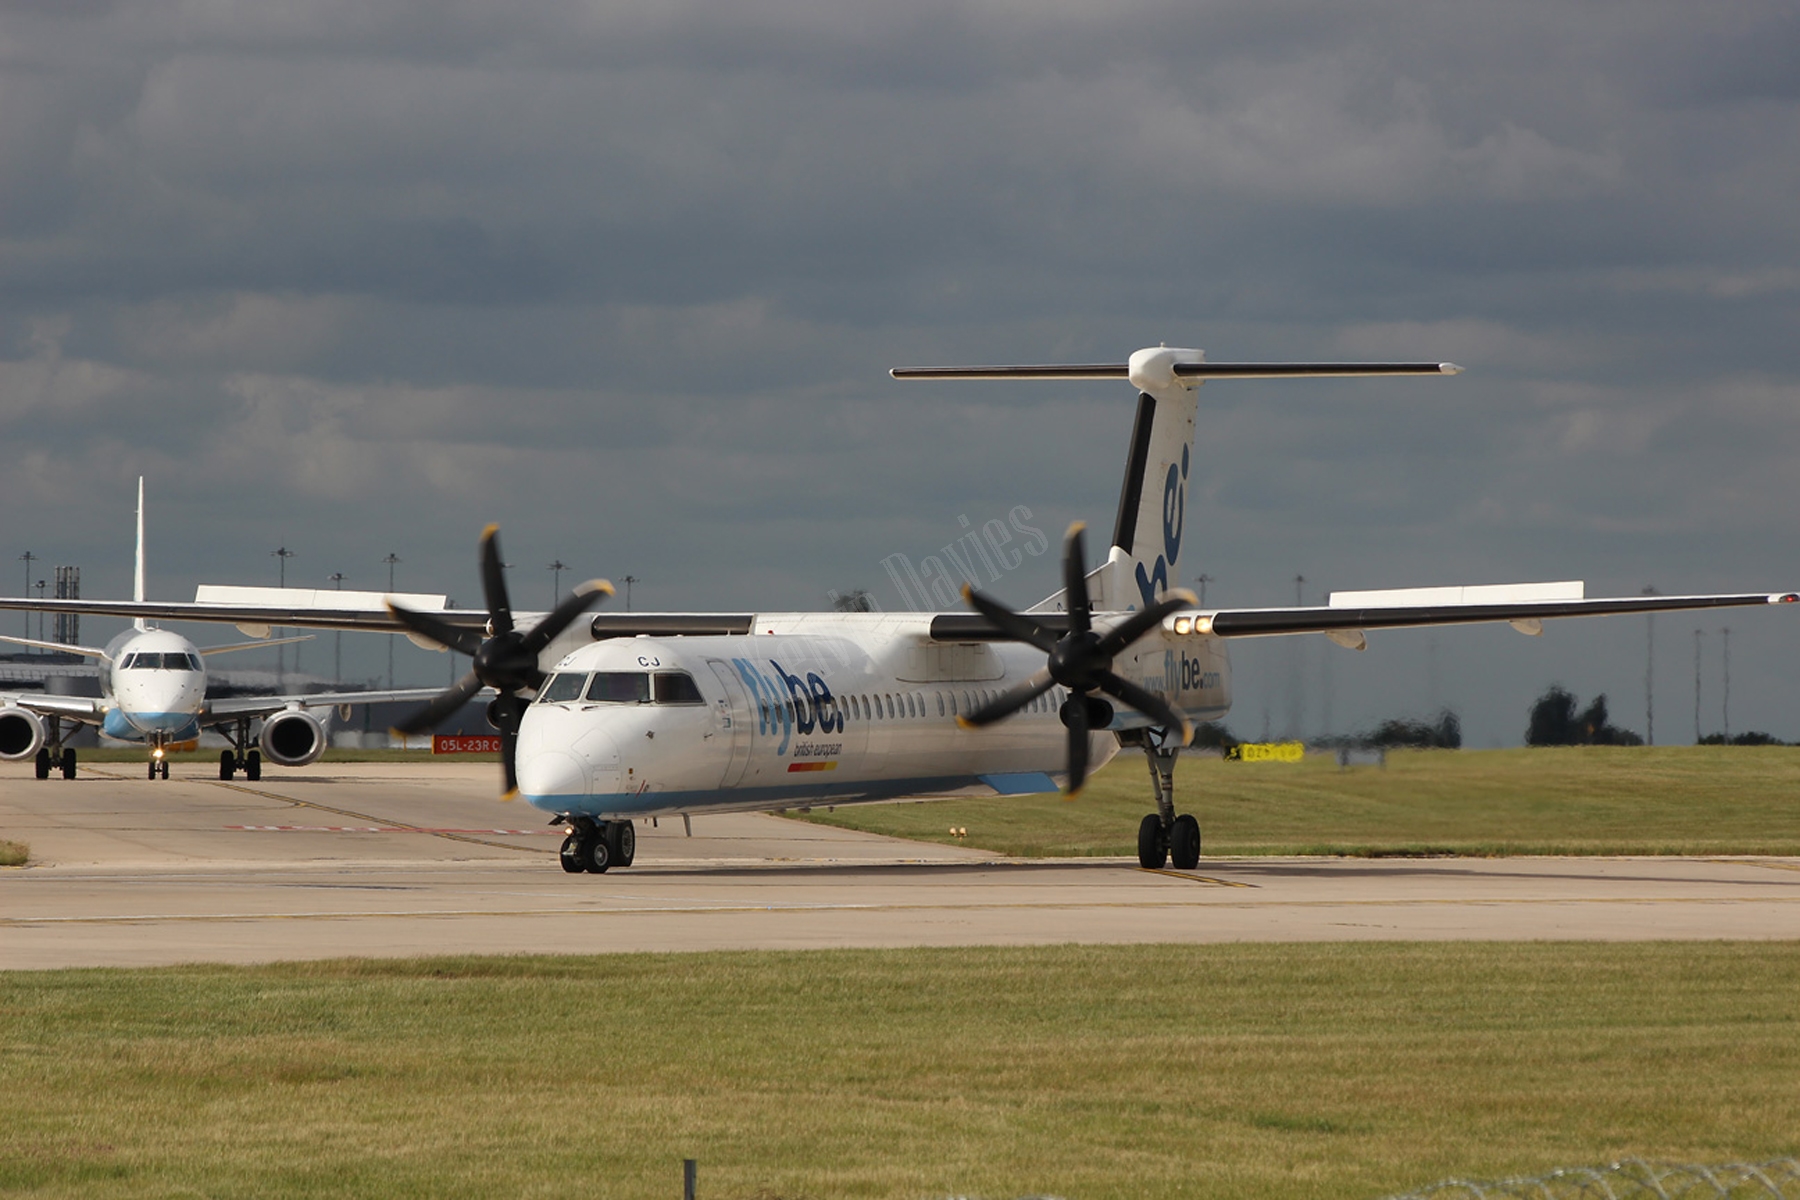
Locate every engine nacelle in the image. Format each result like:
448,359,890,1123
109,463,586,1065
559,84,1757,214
259,709,327,768
0,707,47,761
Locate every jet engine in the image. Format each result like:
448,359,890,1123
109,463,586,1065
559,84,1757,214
0,707,46,760
259,709,327,767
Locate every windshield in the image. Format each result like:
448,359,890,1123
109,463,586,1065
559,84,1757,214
121,652,201,671
586,672,651,703
538,673,589,703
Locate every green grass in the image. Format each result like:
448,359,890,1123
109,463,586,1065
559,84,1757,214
0,838,26,866
2,944,1795,1199
794,746,1800,857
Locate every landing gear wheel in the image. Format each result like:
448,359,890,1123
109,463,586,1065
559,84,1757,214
159,759,170,780
1137,813,1168,869
219,750,236,780
585,836,612,874
245,751,261,782
606,820,636,868
559,835,586,873
60,749,76,780
148,759,158,780
35,749,52,780
1169,814,1201,870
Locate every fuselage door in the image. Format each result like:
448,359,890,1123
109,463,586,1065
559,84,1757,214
705,659,753,788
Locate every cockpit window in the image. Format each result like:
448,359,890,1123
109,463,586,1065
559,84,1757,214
121,652,201,671
652,672,704,705
539,673,589,703
586,672,651,703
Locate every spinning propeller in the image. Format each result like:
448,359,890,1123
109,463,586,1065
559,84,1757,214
387,524,612,797
957,523,1196,795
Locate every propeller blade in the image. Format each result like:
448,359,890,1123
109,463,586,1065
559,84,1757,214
490,692,525,799
1061,523,1092,634
957,668,1055,728
392,669,486,735
519,579,614,654
1094,590,1198,657
385,601,485,658
961,585,1060,653
1095,670,1194,745
479,524,515,637
1063,695,1091,796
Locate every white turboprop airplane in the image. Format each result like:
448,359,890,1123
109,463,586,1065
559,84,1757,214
4,349,1794,867
0,480,458,780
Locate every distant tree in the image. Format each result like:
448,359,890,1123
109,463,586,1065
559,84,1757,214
831,589,877,613
1699,731,1786,746
1526,685,1642,746
1191,721,1240,752
1365,709,1462,750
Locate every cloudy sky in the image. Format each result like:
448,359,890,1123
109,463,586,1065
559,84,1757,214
3,0,1798,746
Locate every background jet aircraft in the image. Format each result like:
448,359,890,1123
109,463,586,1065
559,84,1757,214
0,480,453,780
4,350,1793,867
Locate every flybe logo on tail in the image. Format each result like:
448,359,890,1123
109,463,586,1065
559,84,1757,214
1134,445,1188,609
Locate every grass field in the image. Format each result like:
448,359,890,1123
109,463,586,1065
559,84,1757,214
3,943,1796,1200
793,746,1800,858
0,838,25,866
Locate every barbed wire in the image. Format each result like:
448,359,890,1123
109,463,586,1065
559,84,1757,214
1387,1159,1800,1200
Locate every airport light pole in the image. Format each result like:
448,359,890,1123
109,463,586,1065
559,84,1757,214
1194,574,1213,608
548,559,567,607
1642,586,1657,746
623,575,638,613
383,553,401,690
18,550,35,642
1693,629,1703,743
1722,627,1731,742
329,572,346,686
272,546,295,689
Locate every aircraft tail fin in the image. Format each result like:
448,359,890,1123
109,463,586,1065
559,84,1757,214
891,347,1459,613
133,476,149,631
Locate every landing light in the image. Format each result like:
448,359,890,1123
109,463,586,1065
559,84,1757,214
1173,617,1193,635
152,747,164,760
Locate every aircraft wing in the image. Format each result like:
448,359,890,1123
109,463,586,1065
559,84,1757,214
929,587,1799,643
0,692,106,721
0,596,483,634
204,687,481,720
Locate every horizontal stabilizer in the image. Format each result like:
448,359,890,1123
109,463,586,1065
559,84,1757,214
892,362,1462,381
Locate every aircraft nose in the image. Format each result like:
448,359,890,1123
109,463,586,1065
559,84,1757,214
516,749,589,808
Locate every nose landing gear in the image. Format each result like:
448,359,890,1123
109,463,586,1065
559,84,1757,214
558,818,637,874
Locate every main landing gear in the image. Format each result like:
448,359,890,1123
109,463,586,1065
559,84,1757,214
558,817,636,874
214,718,262,781
34,746,77,780
1123,729,1202,871
31,716,77,780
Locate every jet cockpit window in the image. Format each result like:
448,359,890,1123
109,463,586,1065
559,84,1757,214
122,651,201,671
586,672,651,703
652,672,704,705
540,673,590,703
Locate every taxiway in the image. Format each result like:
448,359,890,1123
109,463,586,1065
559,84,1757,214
3,760,1797,969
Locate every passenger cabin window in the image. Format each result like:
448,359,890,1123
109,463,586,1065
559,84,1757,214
586,672,651,703
653,672,704,705
540,673,589,703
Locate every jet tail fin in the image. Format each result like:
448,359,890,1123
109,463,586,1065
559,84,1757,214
133,476,149,632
